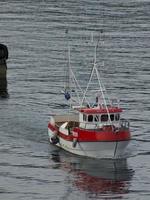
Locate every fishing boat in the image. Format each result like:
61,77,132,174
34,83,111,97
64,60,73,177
48,35,131,159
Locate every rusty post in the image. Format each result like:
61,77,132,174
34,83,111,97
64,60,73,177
0,44,8,98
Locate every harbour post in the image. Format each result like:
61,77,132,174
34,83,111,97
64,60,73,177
0,44,8,98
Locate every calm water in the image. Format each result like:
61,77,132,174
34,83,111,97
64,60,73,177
0,0,150,199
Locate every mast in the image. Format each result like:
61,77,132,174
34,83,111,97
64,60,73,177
63,29,91,108
81,31,113,125
64,30,71,102
63,30,114,125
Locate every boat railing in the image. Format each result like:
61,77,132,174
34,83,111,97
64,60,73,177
119,119,130,129
111,98,120,108
80,122,109,130
80,119,129,130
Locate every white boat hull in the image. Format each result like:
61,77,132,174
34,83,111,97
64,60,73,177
48,128,129,159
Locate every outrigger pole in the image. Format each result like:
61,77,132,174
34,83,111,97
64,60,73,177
64,29,91,108
81,30,113,126
81,30,107,107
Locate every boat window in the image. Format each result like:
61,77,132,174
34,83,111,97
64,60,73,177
110,114,114,121
115,114,120,121
101,114,108,122
83,114,87,121
88,115,93,122
94,115,99,122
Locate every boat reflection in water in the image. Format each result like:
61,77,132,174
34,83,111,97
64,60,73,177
50,149,134,198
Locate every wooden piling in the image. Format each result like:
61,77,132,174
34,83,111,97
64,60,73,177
0,44,8,98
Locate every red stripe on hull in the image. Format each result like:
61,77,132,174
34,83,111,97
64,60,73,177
48,122,73,141
48,123,58,132
48,123,131,142
73,127,130,142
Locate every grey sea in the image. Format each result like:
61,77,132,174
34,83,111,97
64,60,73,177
0,0,150,199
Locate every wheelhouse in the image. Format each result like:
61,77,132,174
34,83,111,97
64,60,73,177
79,107,122,129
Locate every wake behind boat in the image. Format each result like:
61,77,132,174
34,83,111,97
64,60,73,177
48,33,131,159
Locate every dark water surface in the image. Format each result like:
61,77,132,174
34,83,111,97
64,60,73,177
0,0,150,199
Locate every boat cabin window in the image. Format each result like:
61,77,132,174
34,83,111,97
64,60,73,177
83,113,120,123
100,113,120,122
101,114,108,122
110,114,114,121
115,113,120,121
88,115,93,122
85,114,99,122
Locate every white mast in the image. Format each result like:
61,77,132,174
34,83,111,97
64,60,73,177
80,31,113,125
63,34,90,108
81,43,107,107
